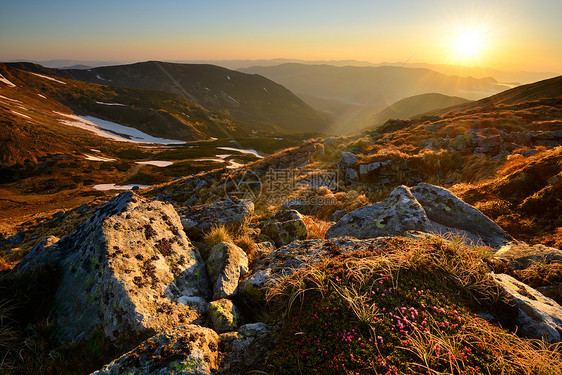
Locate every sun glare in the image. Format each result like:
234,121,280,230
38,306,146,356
453,29,485,64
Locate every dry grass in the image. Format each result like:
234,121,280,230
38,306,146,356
302,216,332,239
203,224,233,248
265,235,561,374
234,234,258,262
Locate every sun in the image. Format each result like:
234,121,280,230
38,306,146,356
452,28,485,65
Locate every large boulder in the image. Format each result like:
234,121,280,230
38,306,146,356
179,197,254,241
494,242,562,269
218,323,276,374
16,192,209,343
206,242,249,300
261,210,308,247
492,274,562,343
410,183,512,249
91,325,220,375
326,184,511,249
326,186,432,240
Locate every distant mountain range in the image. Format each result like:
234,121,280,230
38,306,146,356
7,61,330,135
239,63,509,106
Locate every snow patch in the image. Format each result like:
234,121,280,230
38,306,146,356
54,112,185,144
93,184,149,191
84,154,116,162
228,95,240,104
96,74,105,81
217,146,263,158
227,75,231,80
0,95,22,103
11,110,31,119
0,73,16,87
192,158,226,163
38,94,47,99
90,149,101,153
95,101,126,106
135,161,174,167
227,160,245,169
30,72,66,85
263,87,268,92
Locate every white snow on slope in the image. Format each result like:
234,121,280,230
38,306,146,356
96,101,126,106
30,72,67,85
84,154,116,162
11,110,31,119
93,184,149,191
217,146,263,158
228,95,240,104
0,95,22,103
0,73,16,87
54,112,185,144
135,161,174,167
38,94,47,99
96,74,105,81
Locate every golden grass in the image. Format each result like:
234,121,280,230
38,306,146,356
301,216,331,239
234,234,258,262
203,224,233,248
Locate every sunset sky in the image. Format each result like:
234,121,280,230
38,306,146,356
1,0,561,72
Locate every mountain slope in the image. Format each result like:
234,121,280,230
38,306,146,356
239,63,508,107
426,75,562,118
7,61,330,134
0,63,257,166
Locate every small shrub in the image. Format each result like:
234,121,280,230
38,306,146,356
302,216,331,239
234,234,258,262
204,225,233,248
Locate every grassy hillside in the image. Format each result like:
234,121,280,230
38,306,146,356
7,61,331,134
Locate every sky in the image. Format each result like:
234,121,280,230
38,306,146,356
1,0,561,72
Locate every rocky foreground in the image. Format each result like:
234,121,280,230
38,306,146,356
4,180,561,374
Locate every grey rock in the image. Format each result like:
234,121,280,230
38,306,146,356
411,183,512,249
261,211,308,247
272,209,303,222
16,192,208,344
179,197,254,240
209,299,241,334
330,209,348,222
206,242,249,300
91,325,220,375
326,184,511,249
492,273,562,343
494,242,562,269
239,237,388,302
218,323,275,374
345,168,359,181
326,186,432,239
338,151,359,170
281,200,308,214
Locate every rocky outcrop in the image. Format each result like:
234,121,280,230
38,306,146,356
209,299,241,334
206,242,249,300
326,184,511,249
179,197,254,241
410,183,512,249
91,325,220,375
16,192,208,343
492,274,562,343
494,241,562,269
261,210,308,247
239,237,387,303
218,323,276,374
